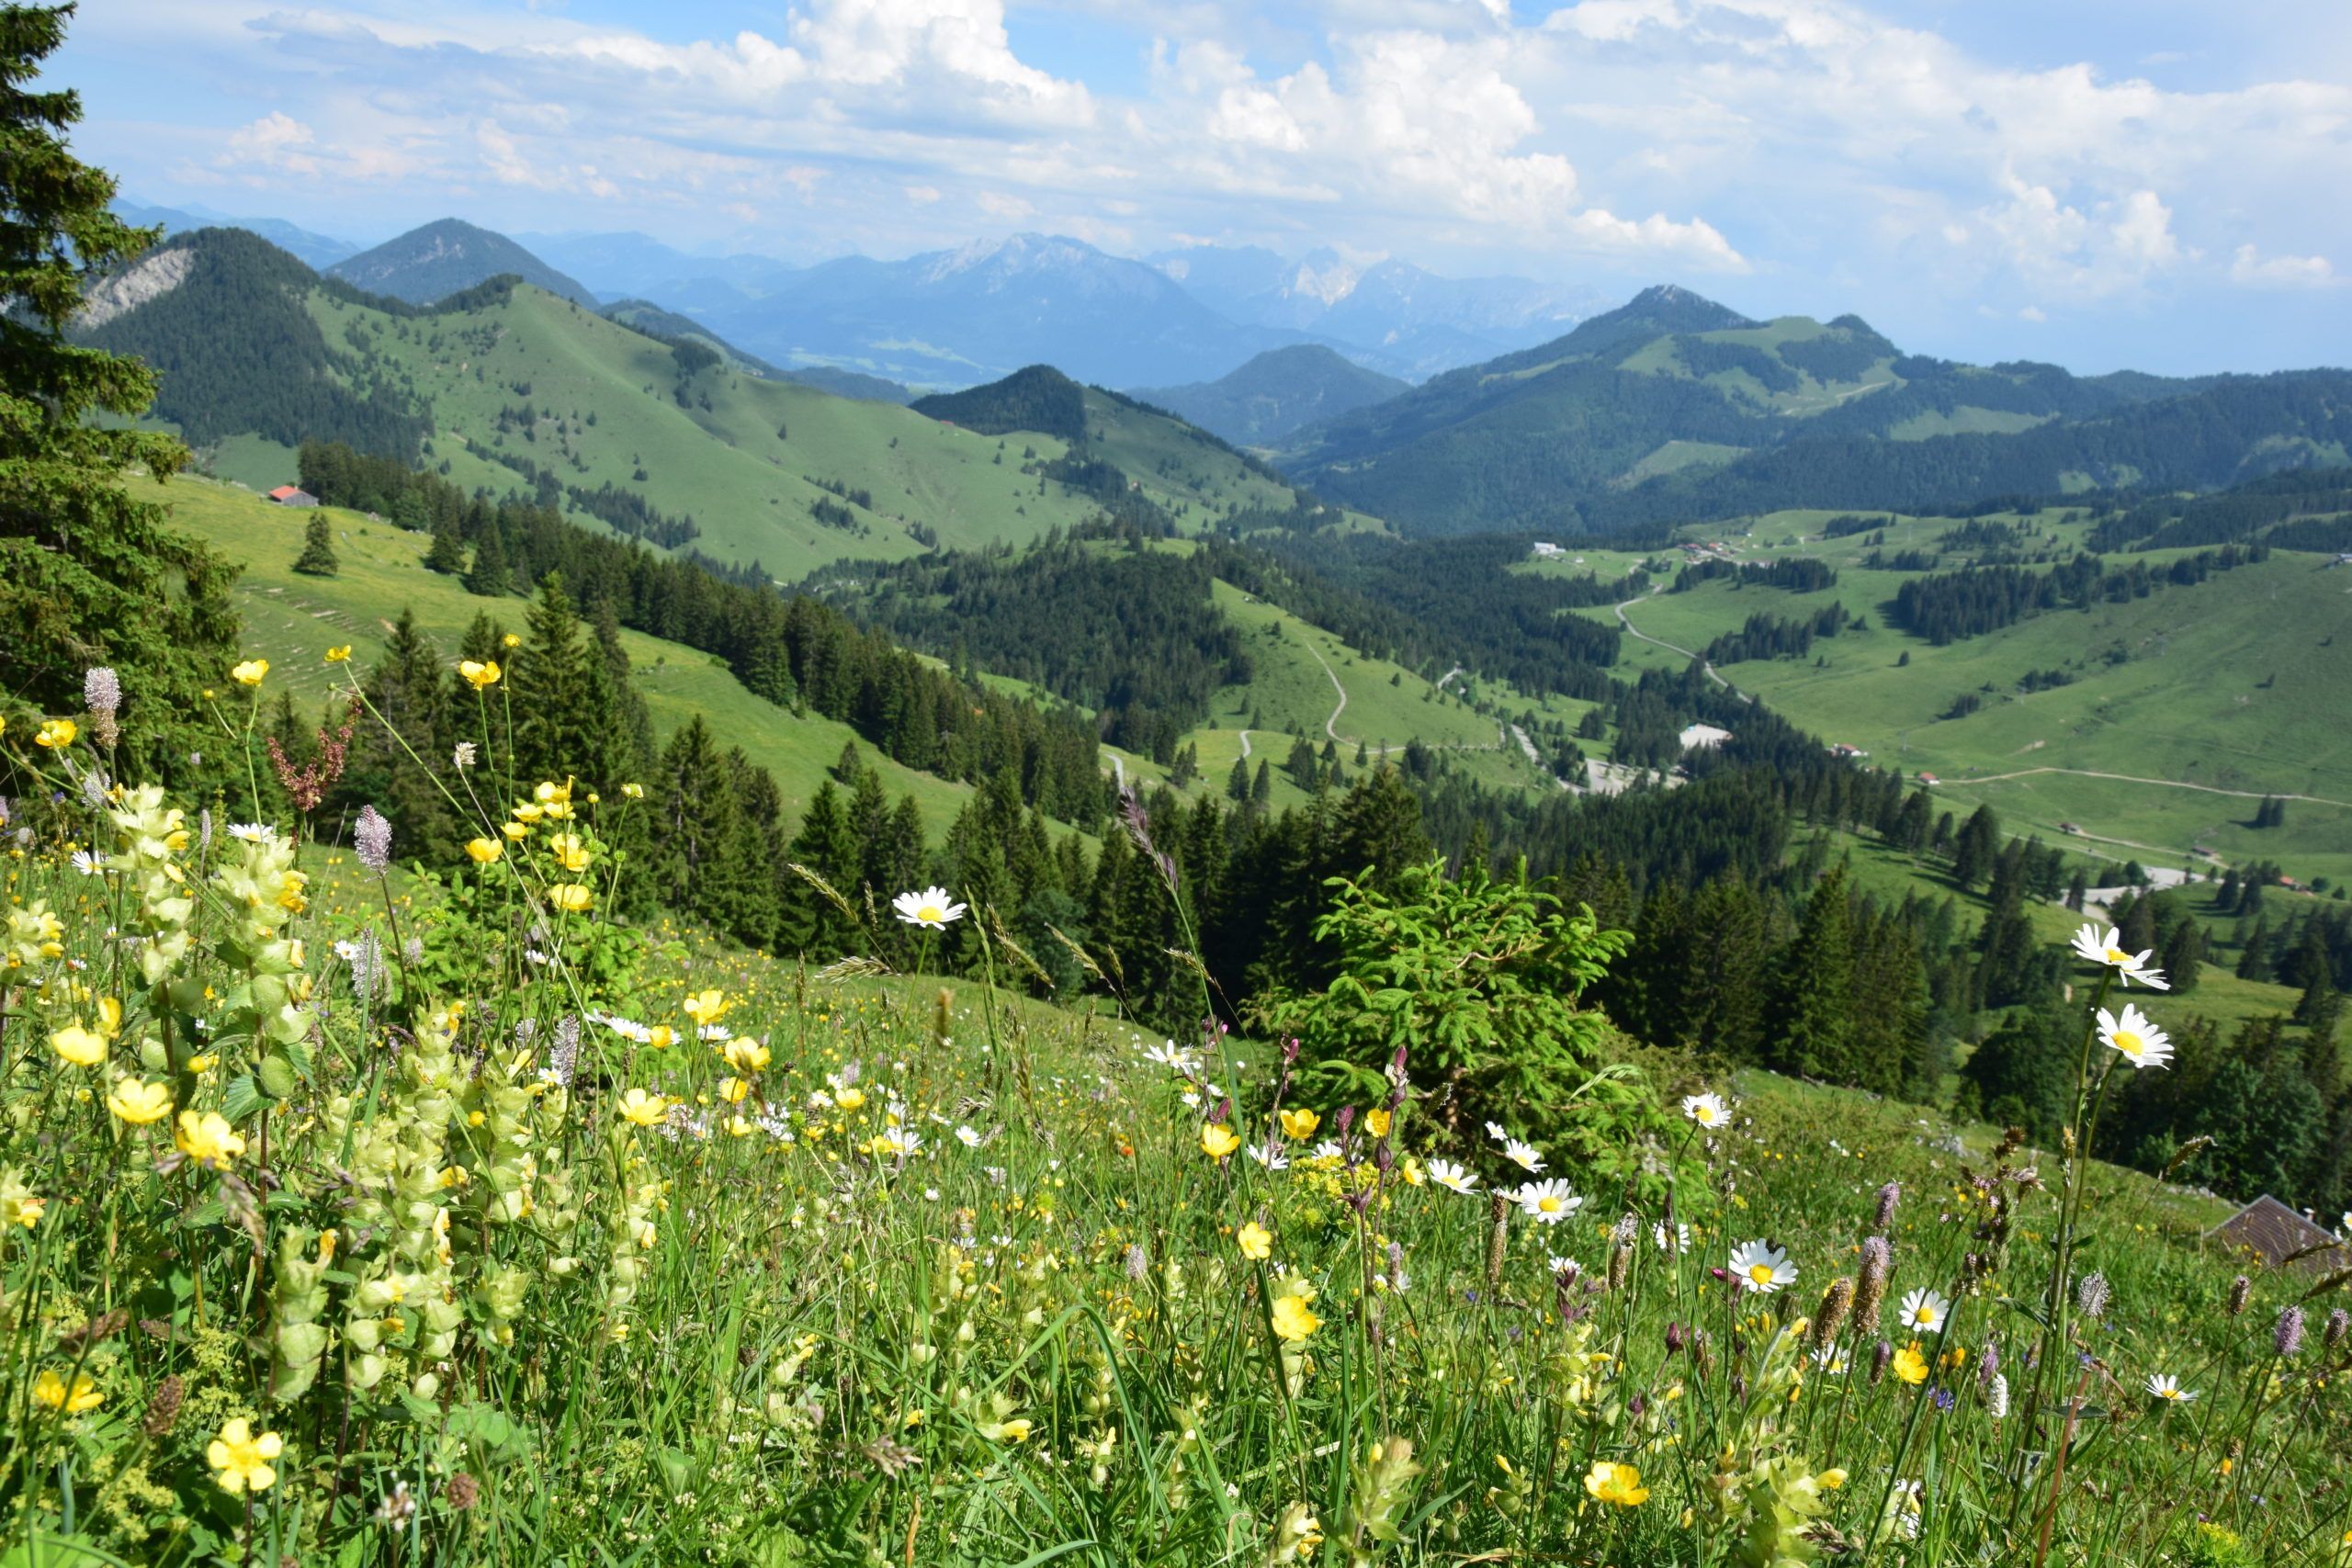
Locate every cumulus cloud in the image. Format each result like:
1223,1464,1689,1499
2230,244,2335,287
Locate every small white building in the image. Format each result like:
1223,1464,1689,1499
1679,723,1731,752
1531,541,1565,558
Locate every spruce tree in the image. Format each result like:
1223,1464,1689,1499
779,781,863,956
1764,864,1854,1081
464,519,512,596
0,5,236,786
1951,805,2000,891
291,513,339,576
2236,914,2274,980
424,512,467,573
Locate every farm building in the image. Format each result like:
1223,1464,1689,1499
1678,723,1731,752
2204,1195,2346,1271
266,485,318,507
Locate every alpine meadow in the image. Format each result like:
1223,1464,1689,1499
9,2,2352,1564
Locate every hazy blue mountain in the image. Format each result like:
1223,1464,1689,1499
1150,244,1599,377
114,199,358,270
1281,284,2338,535
676,232,1316,389
327,219,595,307
515,231,801,301
1132,345,1410,446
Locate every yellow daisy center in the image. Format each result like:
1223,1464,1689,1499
2112,1030,2143,1056
2104,946,2130,964
918,904,944,922
1749,1263,1776,1285
1538,1197,1563,1213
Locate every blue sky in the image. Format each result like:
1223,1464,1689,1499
59,0,2352,374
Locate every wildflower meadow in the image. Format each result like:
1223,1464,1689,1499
0,657,2346,1567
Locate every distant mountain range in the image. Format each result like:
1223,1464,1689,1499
1134,345,1410,446
115,205,1608,389
115,200,357,271
1283,285,2352,534
326,219,597,308
1148,244,1601,379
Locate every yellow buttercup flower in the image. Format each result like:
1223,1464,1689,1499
175,1110,245,1164
1365,1108,1393,1138
644,1024,676,1051
1270,1293,1320,1342
1200,1122,1240,1160
502,632,521,649
618,1089,669,1127
207,1417,284,1494
547,834,591,874
458,659,502,691
989,1418,1034,1443
324,646,352,663
51,1022,107,1067
1238,1221,1273,1261
1583,1461,1649,1507
33,1371,103,1415
36,717,78,750
722,1037,770,1073
465,838,503,864
107,1077,173,1125
683,988,728,1027
1892,1342,1929,1386
1278,1107,1319,1141
231,659,269,687
832,1086,864,1111
621,783,645,799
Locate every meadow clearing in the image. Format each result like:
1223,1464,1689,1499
0,658,2346,1568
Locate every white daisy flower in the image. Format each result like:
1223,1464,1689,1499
1308,1139,1345,1161
1897,1288,1950,1334
1514,1179,1584,1223
2098,1003,2174,1069
70,850,106,877
333,939,363,962
1503,1138,1545,1173
2069,922,2170,989
1427,1159,1477,1195
1248,1143,1290,1171
1811,1346,1850,1374
1728,1238,1797,1294
2145,1372,2197,1404
955,1125,983,1148
892,886,967,928
1548,1254,1583,1276
1682,1092,1730,1128
1653,1222,1690,1253
1485,1121,1509,1144
227,822,277,844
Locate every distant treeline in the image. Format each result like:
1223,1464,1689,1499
1670,557,1838,593
1893,545,2267,644
294,440,1109,821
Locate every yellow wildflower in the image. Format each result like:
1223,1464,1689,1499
458,659,501,690
206,1417,284,1494
324,646,351,663
1200,1122,1240,1160
107,1077,173,1125
1583,1461,1648,1507
618,1089,669,1127
465,838,503,864
175,1110,246,1164
1278,1107,1319,1141
36,717,78,750
33,1371,103,1415
50,1022,107,1067
1238,1221,1273,1261
1270,1294,1320,1342
231,659,268,687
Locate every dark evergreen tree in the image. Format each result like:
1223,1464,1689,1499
464,519,512,597
291,512,338,576
0,5,238,789
1763,865,1854,1081
1951,804,2000,891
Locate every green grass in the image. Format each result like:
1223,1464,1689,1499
1566,511,2352,886
164,475,989,839
0,788,2337,1566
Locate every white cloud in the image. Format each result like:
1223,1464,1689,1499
220,112,320,175
2230,243,2335,287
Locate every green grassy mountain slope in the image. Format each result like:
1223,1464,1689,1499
326,218,596,307
1563,503,2352,886
1283,283,2350,535
83,230,1319,580
1130,344,1410,446
160,475,988,838
600,299,914,403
